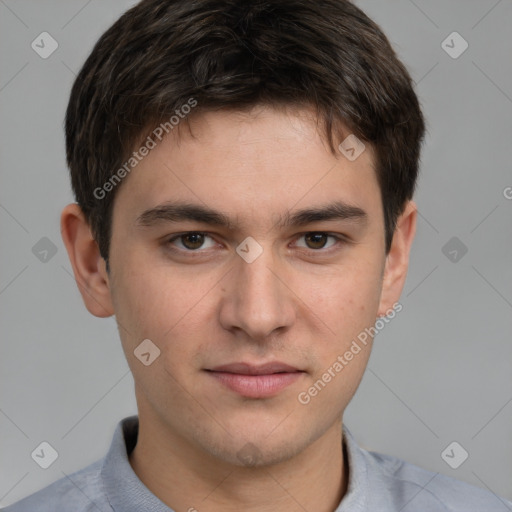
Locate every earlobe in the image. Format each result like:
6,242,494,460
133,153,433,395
377,200,417,317
60,203,115,318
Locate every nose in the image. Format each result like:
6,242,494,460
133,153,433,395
218,246,296,342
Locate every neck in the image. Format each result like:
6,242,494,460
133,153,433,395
129,405,349,512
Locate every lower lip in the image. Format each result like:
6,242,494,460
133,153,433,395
208,371,303,398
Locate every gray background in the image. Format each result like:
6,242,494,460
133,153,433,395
1,0,511,507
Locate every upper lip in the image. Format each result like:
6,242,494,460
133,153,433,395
208,362,302,375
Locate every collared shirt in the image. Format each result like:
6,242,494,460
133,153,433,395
3,415,511,511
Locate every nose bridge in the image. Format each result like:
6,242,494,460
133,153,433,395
221,242,294,339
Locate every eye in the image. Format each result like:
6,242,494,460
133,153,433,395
294,232,340,250
167,232,217,251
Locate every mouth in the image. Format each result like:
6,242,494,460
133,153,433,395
205,362,305,398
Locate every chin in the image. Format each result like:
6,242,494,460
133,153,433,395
197,426,310,468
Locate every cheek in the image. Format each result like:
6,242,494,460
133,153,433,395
308,257,383,331
109,262,207,403
297,269,379,413
110,253,220,361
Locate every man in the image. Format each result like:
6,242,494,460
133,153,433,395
4,0,511,510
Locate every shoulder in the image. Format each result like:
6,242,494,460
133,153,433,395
2,416,138,512
1,459,110,512
365,448,512,511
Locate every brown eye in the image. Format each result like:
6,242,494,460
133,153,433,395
294,232,341,251
181,233,205,250
304,233,329,249
168,232,216,251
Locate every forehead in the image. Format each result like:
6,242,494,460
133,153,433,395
112,105,381,232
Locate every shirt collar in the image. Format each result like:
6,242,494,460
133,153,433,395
101,415,173,511
101,416,369,512
336,425,369,511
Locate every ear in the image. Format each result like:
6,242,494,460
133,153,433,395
60,203,114,318
377,200,417,317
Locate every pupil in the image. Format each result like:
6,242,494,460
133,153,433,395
183,233,204,250
306,233,327,249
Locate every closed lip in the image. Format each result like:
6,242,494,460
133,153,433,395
207,362,303,375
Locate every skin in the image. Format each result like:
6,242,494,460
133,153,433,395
61,105,416,512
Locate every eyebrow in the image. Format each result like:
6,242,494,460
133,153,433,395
135,200,368,230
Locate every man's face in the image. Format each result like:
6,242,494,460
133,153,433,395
103,106,396,466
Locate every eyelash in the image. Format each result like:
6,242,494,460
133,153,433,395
164,231,347,255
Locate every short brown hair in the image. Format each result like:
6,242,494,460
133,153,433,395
65,0,425,264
